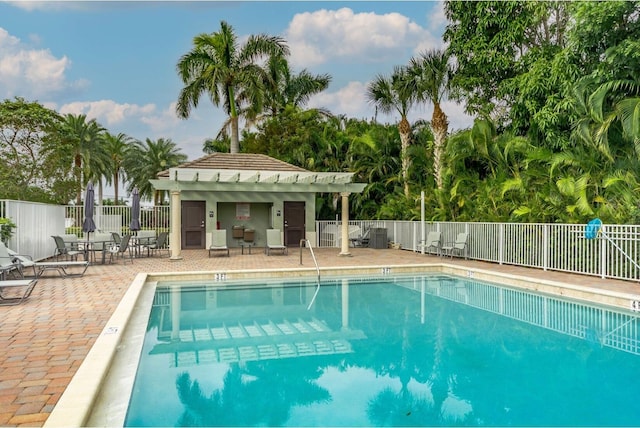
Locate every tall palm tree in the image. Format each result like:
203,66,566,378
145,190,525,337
123,138,187,205
58,114,107,204
103,132,134,204
261,53,331,118
366,66,418,197
176,20,289,154
409,49,454,191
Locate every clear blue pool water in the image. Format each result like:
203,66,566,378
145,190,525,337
125,273,640,427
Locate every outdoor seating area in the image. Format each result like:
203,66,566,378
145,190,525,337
49,230,169,266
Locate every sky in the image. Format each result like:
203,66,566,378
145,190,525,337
0,0,474,198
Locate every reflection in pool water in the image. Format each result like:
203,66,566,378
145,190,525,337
125,274,640,427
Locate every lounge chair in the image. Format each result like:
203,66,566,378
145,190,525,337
148,232,169,257
265,229,287,255
109,234,133,264
208,230,229,257
0,241,23,279
0,278,38,306
442,232,469,258
7,247,89,278
351,228,370,247
418,231,442,256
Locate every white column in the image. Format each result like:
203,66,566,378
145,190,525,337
170,190,182,261
339,192,351,256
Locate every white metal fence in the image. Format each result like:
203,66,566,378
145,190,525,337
62,205,170,236
316,220,640,282
3,198,640,281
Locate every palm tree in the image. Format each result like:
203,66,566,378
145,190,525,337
176,20,289,154
409,49,454,191
123,138,187,205
103,132,134,204
366,66,418,197
58,114,107,204
261,53,331,118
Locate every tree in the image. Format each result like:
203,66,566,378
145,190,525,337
261,52,331,118
124,138,187,205
57,114,107,205
0,97,74,204
176,20,289,154
409,49,453,191
103,132,134,205
444,1,569,119
366,66,418,197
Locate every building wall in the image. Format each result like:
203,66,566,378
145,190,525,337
180,190,316,247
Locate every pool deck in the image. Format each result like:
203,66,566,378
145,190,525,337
1,246,640,427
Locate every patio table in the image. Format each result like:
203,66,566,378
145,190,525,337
83,239,115,265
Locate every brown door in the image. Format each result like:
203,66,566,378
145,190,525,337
181,201,206,249
284,201,305,246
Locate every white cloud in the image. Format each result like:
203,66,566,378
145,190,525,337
285,7,440,67
139,101,181,132
309,81,371,119
4,1,92,11
59,99,156,126
0,27,87,99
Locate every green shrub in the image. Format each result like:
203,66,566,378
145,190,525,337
0,217,16,244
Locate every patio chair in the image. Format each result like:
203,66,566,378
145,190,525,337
52,235,82,261
135,230,157,257
109,234,133,264
265,229,287,255
442,232,469,258
148,232,169,257
111,232,122,248
0,278,38,306
417,231,442,256
208,230,229,257
0,241,23,280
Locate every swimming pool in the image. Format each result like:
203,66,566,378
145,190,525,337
123,273,640,427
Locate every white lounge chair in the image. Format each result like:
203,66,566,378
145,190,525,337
442,232,469,258
208,230,229,257
418,231,442,256
0,278,38,306
7,248,89,278
0,241,24,279
265,229,287,255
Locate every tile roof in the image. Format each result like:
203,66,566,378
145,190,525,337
157,153,307,177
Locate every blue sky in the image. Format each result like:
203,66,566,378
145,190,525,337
1,1,473,169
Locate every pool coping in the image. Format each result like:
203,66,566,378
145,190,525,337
43,262,640,427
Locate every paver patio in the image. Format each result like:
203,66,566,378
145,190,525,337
0,246,638,427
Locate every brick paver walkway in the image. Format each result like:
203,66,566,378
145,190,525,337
1,247,638,427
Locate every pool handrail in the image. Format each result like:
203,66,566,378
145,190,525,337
300,239,321,310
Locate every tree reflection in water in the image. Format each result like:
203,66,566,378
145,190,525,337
175,360,331,426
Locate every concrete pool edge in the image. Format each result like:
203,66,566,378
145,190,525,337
43,272,149,428
44,263,640,427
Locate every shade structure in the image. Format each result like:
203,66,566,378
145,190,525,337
82,182,96,237
130,187,141,232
